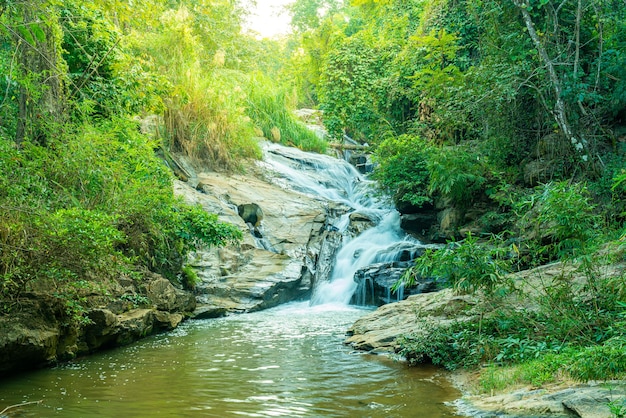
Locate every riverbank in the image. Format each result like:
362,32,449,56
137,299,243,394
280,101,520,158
449,370,626,418
344,260,626,418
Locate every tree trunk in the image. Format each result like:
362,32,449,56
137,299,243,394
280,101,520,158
13,1,66,146
512,0,586,156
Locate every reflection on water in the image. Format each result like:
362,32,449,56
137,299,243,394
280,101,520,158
0,302,462,417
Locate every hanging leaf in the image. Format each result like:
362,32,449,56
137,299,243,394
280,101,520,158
17,25,35,45
30,22,47,43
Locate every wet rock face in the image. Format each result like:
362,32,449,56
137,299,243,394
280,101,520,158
175,164,345,315
0,276,196,375
351,259,438,306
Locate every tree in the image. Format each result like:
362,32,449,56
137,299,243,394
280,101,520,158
512,0,587,160
4,0,67,147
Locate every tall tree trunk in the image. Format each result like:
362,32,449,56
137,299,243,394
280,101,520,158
512,0,587,157
13,0,66,147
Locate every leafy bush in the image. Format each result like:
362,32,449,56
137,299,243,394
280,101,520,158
397,321,482,370
133,7,261,170
372,134,431,209
0,118,242,320
373,135,491,211
568,338,626,381
399,233,512,295
318,35,386,142
426,146,488,208
516,181,602,263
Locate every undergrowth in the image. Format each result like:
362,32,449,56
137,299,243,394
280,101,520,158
0,118,242,323
396,182,626,387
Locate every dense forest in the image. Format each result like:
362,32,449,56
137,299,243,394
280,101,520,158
1,0,626,398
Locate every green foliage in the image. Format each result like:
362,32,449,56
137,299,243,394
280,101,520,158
372,135,431,208
318,35,386,141
568,338,626,381
609,398,626,418
120,293,151,308
516,181,602,263
399,249,626,384
181,265,199,290
479,353,570,393
399,233,512,295
426,146,487,207
0,118,242,320
245,72,327,153
397,321,482,370
373,134,491,211
288,0,342,34
163,69,260,170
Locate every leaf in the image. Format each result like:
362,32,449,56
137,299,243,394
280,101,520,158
17,25,35,45
31,22,47,43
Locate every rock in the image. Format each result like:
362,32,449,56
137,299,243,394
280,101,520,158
152,311,183,330
351,257,436,306
439,207,462,238
82,307,183,350
345,288,478,352
523,159,556,186
0,270,199,374
462,384,623,418
238,203,264,226
175,155,345,313
145,277,196,313
114,309,156,346
191,306,228,319
400,212,438,241
348,153,374,174
83,308,119,349
348,211,376,236
0,315,60,373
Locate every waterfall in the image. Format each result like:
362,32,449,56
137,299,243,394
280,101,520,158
261,142,425,306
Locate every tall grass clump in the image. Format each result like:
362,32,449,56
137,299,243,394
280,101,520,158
245,72,327,153
164,68,261,170
133,6,261,170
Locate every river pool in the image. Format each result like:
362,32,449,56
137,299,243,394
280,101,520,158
0,302,462,417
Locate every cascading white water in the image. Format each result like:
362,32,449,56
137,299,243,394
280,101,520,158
310,211,412,305
260,141,425,305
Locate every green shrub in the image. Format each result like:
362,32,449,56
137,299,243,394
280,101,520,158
568,338,626,381
372,134,431,209
398,233,512,295
397,321,483,370
516,181,602,263
181,265,199,290
426,146,488,208
0,118,241,321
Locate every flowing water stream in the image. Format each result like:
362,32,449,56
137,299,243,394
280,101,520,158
260,142,429,306
0,303,461,417
0,143,463,417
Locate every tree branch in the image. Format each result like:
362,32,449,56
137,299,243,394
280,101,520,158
0,400,43,415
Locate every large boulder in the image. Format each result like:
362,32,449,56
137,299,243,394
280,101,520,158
344,288,478,353
0,273,197,374
351,260,437,306
175,164,345,315
0,315,60,373
145,277,196,313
